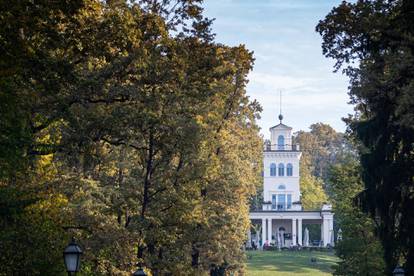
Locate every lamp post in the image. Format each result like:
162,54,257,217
393,266,405,276
63,238,83,276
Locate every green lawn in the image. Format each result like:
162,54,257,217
246,250,339,276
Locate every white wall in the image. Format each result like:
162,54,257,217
263,151,301,202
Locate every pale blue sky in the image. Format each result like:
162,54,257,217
203,0,353,137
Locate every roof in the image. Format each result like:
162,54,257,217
269,123,292,131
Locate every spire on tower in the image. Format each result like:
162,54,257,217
278,90,283,123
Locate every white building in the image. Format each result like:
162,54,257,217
248,114,334,248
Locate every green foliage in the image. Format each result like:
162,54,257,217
328,160,385,275
0,88,31,179
317,0,414,273
0,185,69,276
300,164,327,211
0,1,86,274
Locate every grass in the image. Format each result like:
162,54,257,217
246,250,339,276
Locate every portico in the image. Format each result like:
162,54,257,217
250,208,334,247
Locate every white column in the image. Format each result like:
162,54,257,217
291,218,297,245
298,219,302,246
329,218,334,246
321,218,325,246
261,218,266,247
267,218,272,242
322,216,329,247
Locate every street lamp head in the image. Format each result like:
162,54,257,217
63,237,83,274
393,266,405,276
132,267,147,276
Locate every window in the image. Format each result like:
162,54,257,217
270,163,276,176
278,184,286,190
287,163,293,176
278,163,284,176
273,193,292,210
277,194,286,210
287,194,292,209
278,135,285,150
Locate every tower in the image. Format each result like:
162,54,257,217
263,114,302,210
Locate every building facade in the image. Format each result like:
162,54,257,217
248,115,334,248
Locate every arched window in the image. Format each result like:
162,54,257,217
278,163,284,176
278,184,286,190
278,135,285,150
270,163,277,176
287,163,293,176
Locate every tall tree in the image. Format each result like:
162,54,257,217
1,0,262,275
328,160,385,276
317,0,414,273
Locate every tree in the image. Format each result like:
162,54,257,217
317,0,414,273
295,123,356,186
1,0,262,274
328,160,385,276
57,4,261,275
300,164,327,211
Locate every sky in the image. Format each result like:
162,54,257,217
203,0,354,138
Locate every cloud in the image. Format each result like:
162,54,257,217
247,72,349,106
248,72,314,91
246,71,353,135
